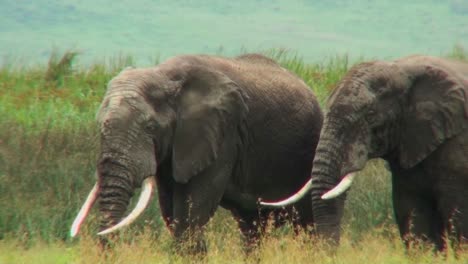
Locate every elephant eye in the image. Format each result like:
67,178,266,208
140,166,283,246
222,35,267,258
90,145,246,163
365,109,378,124
144,120,159,133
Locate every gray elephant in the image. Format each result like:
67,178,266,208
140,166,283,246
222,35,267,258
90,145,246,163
70,54,323,254
262,55,468,251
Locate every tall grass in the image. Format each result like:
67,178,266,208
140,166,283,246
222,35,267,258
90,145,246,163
268,48,353,105
1,228,467,263
0,47,467,262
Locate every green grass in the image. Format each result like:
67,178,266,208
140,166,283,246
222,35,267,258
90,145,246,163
0,48,467,262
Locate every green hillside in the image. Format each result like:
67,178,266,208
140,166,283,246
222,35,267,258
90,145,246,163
1,0,467,65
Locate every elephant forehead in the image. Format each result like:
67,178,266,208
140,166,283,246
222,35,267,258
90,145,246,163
97,95,142,124
326,63,402,113
327,84,373,114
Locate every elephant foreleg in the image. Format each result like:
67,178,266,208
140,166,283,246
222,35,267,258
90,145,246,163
436,178,468,252
232,209,267,255
172,182,209,255
392,178,445,251
289,197,315,236
171,164,232,255
156,173,174,232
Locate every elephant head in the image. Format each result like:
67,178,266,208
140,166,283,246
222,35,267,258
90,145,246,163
70,56,248,237
261,55,468,243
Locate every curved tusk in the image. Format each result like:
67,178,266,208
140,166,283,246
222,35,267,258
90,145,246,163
70,182,99,237
321,173,355,200
97,176,156,236
260,179,312,207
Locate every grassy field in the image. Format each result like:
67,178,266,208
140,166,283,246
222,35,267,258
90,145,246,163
0,48,467,263
2,230,468,264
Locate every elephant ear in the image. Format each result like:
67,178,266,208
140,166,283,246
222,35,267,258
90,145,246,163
399,64,468,169
172,67,248,183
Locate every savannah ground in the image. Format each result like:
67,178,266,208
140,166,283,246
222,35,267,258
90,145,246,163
1,48,468,263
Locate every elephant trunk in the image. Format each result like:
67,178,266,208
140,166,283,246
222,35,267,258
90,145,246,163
310,129,346,243
98,177,155,235
96,147,158,235
98,168,135,233
70,158,156,237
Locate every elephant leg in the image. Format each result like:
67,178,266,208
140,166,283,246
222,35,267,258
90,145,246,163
289,197,314,236
446,207,468,253
171,165,232,255
392,180,444,251
270,206,312,236
436,178,468,252
232,209,267,255
155,172,174,232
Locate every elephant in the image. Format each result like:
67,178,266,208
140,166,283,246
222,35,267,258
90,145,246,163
261,55,468,251
69,53,324,254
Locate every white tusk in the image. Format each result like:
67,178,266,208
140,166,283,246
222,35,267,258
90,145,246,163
321,173,355,200
260,179,312,207
97,176,156,236
70,182,99,237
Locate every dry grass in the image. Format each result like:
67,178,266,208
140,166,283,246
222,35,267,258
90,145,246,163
1,225,466,264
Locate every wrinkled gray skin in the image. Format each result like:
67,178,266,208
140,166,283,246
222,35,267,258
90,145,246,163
310,55,468,251
96,54,322,254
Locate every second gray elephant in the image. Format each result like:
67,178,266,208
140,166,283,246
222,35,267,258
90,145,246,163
264,55,468,251
70,54,323,253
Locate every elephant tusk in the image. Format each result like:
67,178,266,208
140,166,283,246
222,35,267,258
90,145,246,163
321,173,355,200
260,179,312,207
97,176,156,236
70,182,99,237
